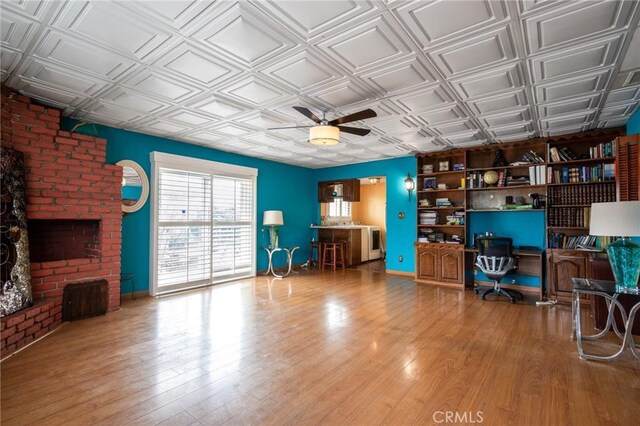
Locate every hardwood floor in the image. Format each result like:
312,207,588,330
2,267,639,425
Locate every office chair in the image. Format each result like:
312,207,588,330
473,236,524,303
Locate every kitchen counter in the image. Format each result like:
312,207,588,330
311,226,363,265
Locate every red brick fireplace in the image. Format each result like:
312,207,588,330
1,88,122,358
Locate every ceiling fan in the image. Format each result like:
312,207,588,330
268,106,377,146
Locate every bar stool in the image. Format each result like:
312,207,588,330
308,240,323,269
322,242,346,271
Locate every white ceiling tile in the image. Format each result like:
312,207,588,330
189,96,250,118
13,78,86,108
478,109,532,128
1,7,39,50
523,0,637,54
450,62,524,100
52,1,173,60
392,85,453,113
529,33,625,83
32,30,137,81
219,76,289,107
537,94,602,118
466,89,529,115
97,87,169,114
1,0,54,18
360,57,436,95
119,1,216,31
534,69,612,103
604,85,640,105
1,47,22,82
16,58,109,96
123,69,201,102
598,102,637,119
432,120,479,136
154,41,241,87
162,109,215,126
310,81,373,109
414,104,468,126
428,26,518,78
597,117,632,128
486,122,534,138
394,0,509,49
255,1,378,41
191,2,299,67
259,51,344,93
315,14,413,74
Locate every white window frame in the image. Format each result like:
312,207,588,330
150,152,258,296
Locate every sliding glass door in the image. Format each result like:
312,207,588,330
151,153,257,295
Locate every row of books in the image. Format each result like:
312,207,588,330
529,165,547,185
465,172,531,188
588,140,615,159
548,234,596,249
522,151,545,163
419,211,437,225
548,182,616,205
548,207,590,228
549,141,615,163
548,234,618,249
549,146,578,162
547,164,615,183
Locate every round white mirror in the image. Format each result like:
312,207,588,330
116,160,149,214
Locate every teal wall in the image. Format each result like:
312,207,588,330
311,157,416,273
627,107,640,135
122,185,142,200
62,119,314,293
467,211,546,287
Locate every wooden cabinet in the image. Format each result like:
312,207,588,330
415,243,464,288
417,247,438,281
318,228,362,266
547,249,589,302
318,179,360,202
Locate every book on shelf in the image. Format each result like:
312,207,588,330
550,147,561,162
529,165,546,185
423,177,437,190
548,182,616,205
548,206,591,227
522,151,545,163
589,140,615,159
549,163,616,183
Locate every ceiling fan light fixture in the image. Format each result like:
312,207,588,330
309,125,340,146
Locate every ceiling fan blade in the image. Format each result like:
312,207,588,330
293,106,321,124
267,126,313,130
338,126,371,136
329,108,377,126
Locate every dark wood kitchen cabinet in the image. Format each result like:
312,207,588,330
318,179,360,202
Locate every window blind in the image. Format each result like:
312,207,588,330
155,163,255,294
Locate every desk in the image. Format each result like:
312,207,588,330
263,246,299,278
465,247,545,300
571,278,640,361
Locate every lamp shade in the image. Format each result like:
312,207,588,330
263,210,284,226
590,201,640,236
309,126,339,146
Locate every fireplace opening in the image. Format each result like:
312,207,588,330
28,219,101,263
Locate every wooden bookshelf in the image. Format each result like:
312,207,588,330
413,127,627,295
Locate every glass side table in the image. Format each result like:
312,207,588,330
262,246,299,278
571,278,640,361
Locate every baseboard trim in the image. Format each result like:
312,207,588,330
120,290,150,300
386,269,414,277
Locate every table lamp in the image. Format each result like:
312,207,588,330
590,201,640,289
263,210,284,248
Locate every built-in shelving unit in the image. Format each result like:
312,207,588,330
414,127,628,296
